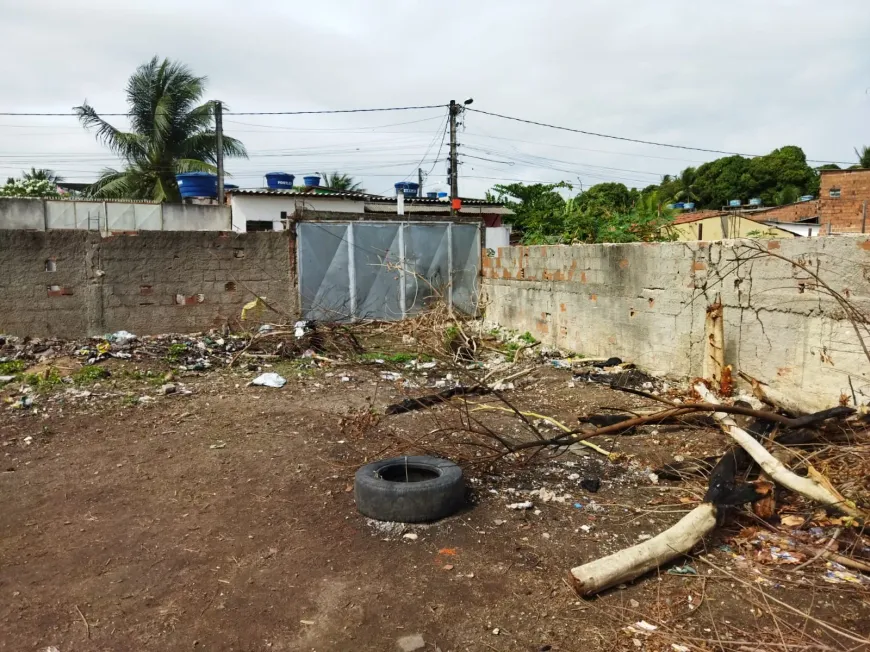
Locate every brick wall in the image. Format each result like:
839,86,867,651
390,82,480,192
483,236,870,411
750,200,821,224
0,230,296,338
819,169,870,233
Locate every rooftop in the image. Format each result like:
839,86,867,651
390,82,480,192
228,187,507,206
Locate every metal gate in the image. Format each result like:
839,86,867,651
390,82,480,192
297,221,480,321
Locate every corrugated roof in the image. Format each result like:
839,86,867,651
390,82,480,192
228,187,506,206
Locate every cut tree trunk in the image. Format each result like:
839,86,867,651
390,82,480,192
703,298,725,391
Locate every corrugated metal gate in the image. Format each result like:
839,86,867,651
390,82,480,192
297,221,480,321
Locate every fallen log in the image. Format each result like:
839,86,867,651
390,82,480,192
570,503,718,596
384,386,491,415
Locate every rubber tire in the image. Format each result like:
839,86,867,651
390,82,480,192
354,455,465,523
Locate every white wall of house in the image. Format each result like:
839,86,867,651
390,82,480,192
230,195,368,232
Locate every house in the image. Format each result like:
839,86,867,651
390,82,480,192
671,210,796,241
228,187,512,233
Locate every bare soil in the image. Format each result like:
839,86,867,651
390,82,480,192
2,358,868,651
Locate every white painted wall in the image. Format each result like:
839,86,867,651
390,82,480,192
230,194,368,232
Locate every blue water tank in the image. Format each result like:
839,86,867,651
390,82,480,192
683,202,695,210
426,191,438,198
749,197,762,206
303,175,321,187
437,192,448,200
176,172,217,198
729,199,741,207
265,172,295,190
799,194,814,202
672,202,685,209
225,183,238,191
394,181,420,198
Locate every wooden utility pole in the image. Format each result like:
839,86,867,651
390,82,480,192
448,99,459,214
418,167,423,198
215,101,225,205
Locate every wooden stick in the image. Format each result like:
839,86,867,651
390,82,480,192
569,503,718,596
695,384,865,519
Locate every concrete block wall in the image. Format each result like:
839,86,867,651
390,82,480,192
483,236,870,410
0,230,296,338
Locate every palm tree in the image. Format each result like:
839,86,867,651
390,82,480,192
317,171,365,192
673,167,698,203
22,168,63,183
855,146,870,169
75,57,246,201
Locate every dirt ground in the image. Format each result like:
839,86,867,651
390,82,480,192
2,351,869,651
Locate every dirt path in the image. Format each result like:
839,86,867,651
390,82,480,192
1,364,867,651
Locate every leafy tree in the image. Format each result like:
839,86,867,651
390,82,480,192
576,182,633,213
0,178,61,197
22,168,63,183
855,146,870,168
317,172,365,192
488,182,570,236
816,163,841,171
75,56,247,201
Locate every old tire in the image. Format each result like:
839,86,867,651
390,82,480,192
354,455,465,523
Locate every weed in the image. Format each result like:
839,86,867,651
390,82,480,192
166,343,189,362
121,394,140,407
23,368,63,390
519,331,538,345
72,365,110,384
0,360,27,375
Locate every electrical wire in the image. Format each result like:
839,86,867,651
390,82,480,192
0,104,448,117
465,107,855,166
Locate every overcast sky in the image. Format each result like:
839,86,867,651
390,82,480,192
1,0,868,198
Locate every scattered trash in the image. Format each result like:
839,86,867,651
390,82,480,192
397,634,426,652
23,435,33,445
494,519,506,526
667,565,698,576
573,503,583,509
10,396,32,409
107,330,136,345
580,477,601,493
380,371,402,382
634,621,658,632
507,501,534,510
492,628,500,635
823,562,870,585
294,320,313,338
160,383,177,395
0,375,15,385
671,645,690,652
648,472,660,485
249,372,286,388
209,441,226,449
579,525,592,533
402,533,419,541
300,619,315,625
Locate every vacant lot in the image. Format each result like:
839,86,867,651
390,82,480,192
1,349,868,651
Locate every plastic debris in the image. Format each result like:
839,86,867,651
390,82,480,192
580,477,601,493
667,565,698,576
824,562,870,585
209,441,226,449
107,330,136,345
402,533,419,541
294,320,313,338
507,501,534,510
249,372,286,388
380,371,402,382
0,375,15,385
634,621,658,632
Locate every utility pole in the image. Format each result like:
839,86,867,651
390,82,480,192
448,99,459,214
215,101,225,205
418,167,423,198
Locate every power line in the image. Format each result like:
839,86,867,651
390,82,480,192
0,104,448,117
466,107,855,166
